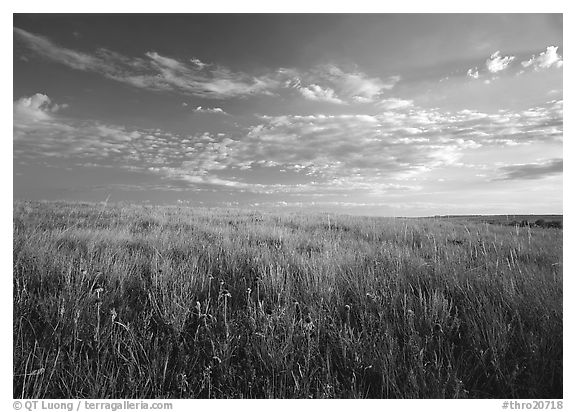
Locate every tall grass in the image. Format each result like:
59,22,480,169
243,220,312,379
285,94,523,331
13,200,562,398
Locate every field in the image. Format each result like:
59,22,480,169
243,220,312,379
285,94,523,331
13,200,563,398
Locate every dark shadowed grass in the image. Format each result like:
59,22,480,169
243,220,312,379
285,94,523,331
13,200,562,398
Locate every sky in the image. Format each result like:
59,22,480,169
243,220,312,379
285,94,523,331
13,14,563,216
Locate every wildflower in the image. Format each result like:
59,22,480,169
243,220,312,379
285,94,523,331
221,290,232,299
294,301,301,321
303,314,314,332
177,373,189,392
93,285,104,301
433,323,443,335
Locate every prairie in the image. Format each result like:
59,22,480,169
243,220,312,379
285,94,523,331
13,200,562,398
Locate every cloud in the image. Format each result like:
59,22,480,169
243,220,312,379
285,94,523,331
493,158,562,181
14,93,66,123
281,64,400,104
467,67,479,79
231,100,562,184
486,51,515,73
377,98,413,110
297,84,345,104
14,92,563,198
235,113,472,180
14,27,281,99
14,28,105,71
15,27,403,105
189,57,207,69
193,106,227,114
13,93,174,164
521,46,563,70
318,64,400,103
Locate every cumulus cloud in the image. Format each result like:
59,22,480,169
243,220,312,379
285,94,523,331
193,106,227,114
467,67,479,79
492,158,562,181
14,93,66,123
521,46,563,70
486,51,515,73
297,84,345,104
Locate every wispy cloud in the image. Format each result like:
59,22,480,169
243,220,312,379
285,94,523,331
377,98,413,110
316,64,400,103
15,27,402,105
492,158,563,181
282,64,400,104
14,27,281,99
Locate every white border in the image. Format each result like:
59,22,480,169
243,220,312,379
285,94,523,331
4,3,572,411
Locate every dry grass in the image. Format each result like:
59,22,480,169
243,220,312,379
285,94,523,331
13,200,562,398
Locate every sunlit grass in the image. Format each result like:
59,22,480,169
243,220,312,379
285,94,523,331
13,200,562,398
